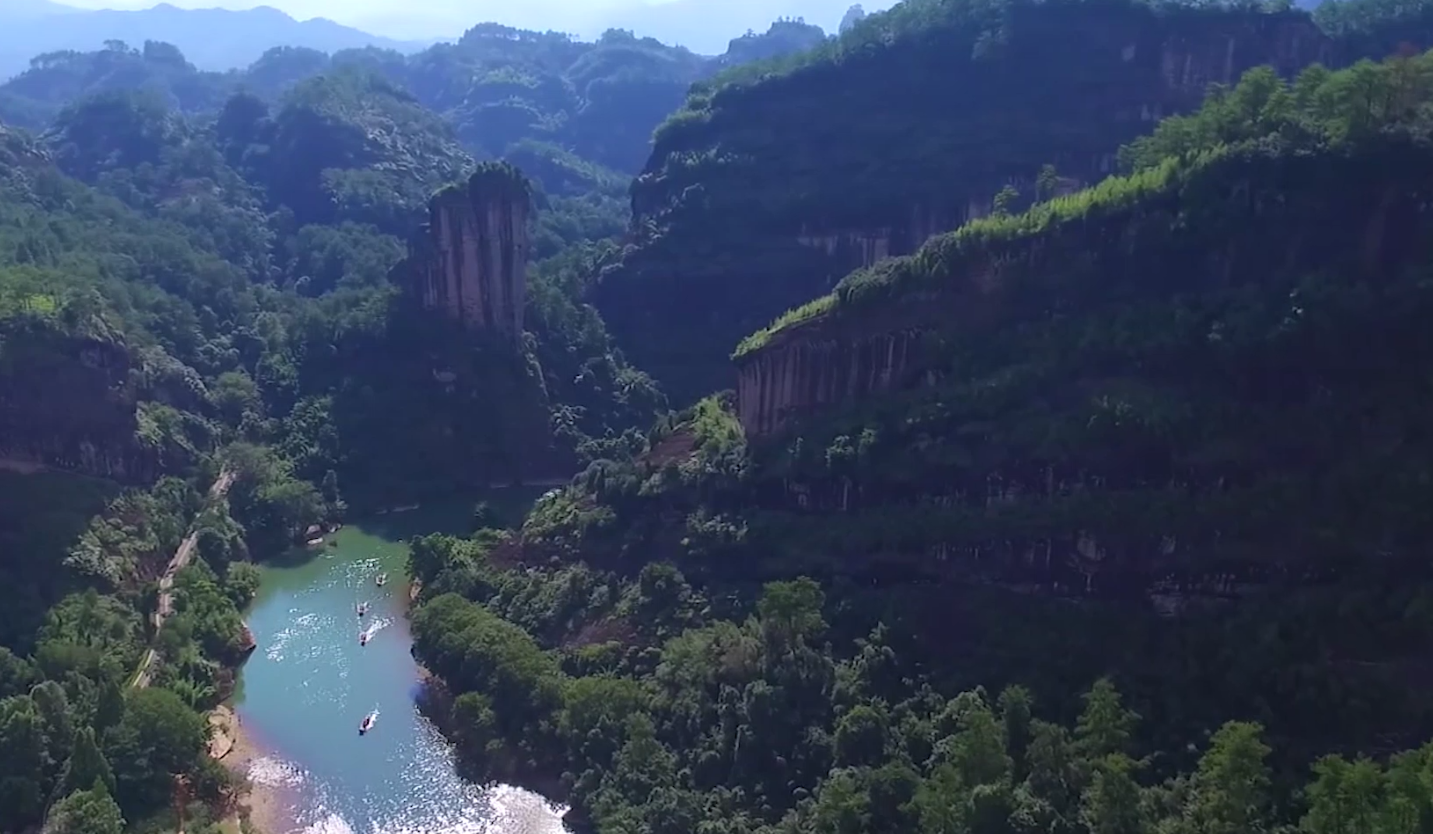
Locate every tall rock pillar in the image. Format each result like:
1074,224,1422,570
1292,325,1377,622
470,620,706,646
403,162,531,344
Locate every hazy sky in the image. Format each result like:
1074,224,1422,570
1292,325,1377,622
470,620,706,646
51,0,702,40
49,0,894,43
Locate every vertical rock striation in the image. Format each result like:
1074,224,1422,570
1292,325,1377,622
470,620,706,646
735,145,1433,438
401,163,531,344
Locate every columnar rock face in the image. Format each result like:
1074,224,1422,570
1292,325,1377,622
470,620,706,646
604,7,1356,404
735,146,1433,438
736,324,927,437
403,163,531,343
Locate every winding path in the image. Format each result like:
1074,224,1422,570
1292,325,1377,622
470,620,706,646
132,468,235,689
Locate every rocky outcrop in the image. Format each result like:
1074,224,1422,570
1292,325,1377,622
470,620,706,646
397,163,531,345
603,5,1358,404
737,322,931,437
781,12,1332,270
736,143,1433,437
0,314,157,481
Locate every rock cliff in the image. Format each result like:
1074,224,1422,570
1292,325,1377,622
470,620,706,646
0,314,156,481
596,1,1374,404
735,142,1433,437
396,163,532,345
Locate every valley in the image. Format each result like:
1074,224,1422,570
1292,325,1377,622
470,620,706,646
5,0,1433,833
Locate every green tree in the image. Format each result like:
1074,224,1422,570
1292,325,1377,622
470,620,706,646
1179,721,1273,834
1080,754,1144,834
999,685,1034,779
834,704,890,767
42,783,124,834
992,184,1019,217
104,688,205,813
30,680,74,793
54,726,115,801
756,577,826,647
1300,755,1388,834
0,648,36,699
1035,164,1059,201
1074,678,1137,762
938,691,1012,788
810,768,871,834
0,695,46,827
224,562,262,609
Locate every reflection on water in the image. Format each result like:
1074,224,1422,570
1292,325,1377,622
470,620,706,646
235,511,568,834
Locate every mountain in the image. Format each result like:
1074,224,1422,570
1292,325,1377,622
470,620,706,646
0,21,824,173
592,0,1433,405
0,3,430,81
0,0,84,18
11,0,1433,833
597,0,895,52
424,8,1433,829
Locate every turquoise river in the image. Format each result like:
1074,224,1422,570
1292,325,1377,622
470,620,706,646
232,502,568,834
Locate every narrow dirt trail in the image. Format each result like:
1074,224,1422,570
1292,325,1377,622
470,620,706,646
132,468,235,689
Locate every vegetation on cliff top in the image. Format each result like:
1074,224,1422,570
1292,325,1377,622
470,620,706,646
0,21,824,176
734,50,1433,357
396,39,1433,833
601,0,1418,404
0,18,703,830
9,0,1433,831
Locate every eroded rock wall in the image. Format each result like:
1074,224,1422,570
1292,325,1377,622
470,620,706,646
737,145,1433,438
401,163,531,344
784,13,1333,273
0,319,156,481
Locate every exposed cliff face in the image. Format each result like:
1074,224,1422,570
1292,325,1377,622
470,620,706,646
597,3,1367,404
782,10,1335,264
736,144,1433,438
736,324,932,437
0,316,156,481
396,163,531,346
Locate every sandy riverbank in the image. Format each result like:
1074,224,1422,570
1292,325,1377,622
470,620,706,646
210,705,299,834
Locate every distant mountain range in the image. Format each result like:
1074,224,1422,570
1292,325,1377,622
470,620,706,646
0,1,896,77
598,0,895,52
0,2,435,81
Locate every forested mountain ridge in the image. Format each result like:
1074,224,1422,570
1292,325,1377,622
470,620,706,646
0,16,687,830
401,46,1433,834
0,2,430,83
7,0,1433,832
594,0,1433,403
0,19,830,174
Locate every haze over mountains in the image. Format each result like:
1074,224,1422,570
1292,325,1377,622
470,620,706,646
0,0,893,80
0,2,428,79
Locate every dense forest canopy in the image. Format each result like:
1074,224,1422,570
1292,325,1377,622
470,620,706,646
0,17,831,174
389,39,1433,834
3,0,1433,832
0,10,736,830
595,0,1433,404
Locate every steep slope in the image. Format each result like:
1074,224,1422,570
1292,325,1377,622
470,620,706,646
397,164,532,343
19,72,666,503
593,0,1432,404
238,68,473,234
495,51,1433,778
682,54,1433,595
0,20,825,179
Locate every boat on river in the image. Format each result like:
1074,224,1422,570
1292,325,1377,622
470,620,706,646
375,573,388,587
357,602,367,617
359,711,377,735
359,630,369,646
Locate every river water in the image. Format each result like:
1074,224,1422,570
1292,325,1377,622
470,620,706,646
233,502,569,834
